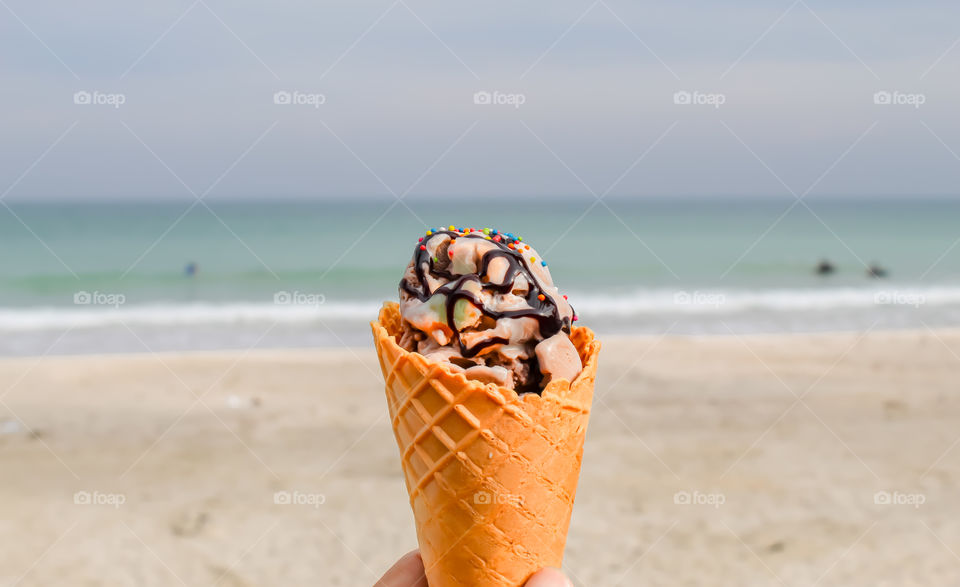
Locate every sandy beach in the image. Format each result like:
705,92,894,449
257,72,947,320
2,329,959,586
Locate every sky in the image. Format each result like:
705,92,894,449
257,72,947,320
2,0,960,200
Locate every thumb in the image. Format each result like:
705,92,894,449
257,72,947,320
525,567,573,587
374,550,428,587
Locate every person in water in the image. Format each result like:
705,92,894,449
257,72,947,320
815,259,835,275
867,263,888,278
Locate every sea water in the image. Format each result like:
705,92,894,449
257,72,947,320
2,196,958,355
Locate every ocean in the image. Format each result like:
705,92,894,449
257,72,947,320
2,196,959,355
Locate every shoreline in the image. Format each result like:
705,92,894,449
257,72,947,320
2,325,959,362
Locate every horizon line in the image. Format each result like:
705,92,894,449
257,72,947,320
4,193,959,205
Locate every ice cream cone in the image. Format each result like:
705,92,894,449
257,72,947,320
371,302,600,587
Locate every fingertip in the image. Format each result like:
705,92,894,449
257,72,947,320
525,567,573,587
374,550,427,587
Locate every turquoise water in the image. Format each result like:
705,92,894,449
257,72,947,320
2,196,960,354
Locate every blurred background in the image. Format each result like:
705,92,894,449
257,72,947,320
2,0,960,355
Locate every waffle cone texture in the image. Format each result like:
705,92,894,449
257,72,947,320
371,302,600,586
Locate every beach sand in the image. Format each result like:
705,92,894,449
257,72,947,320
1,329,959,586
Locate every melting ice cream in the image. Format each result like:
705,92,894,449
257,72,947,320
397,226,582,394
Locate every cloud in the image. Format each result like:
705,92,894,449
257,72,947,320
1,0,959,199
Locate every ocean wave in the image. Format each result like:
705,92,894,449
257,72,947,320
0,301,381,331
570,286,957,315
1,286,959,331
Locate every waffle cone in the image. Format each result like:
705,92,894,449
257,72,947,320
371,302,600,586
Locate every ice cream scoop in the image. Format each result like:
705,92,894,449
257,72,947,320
397,226,582,394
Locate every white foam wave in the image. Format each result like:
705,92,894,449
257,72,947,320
0,301,382,331
2,285,960,331
572,286,960,315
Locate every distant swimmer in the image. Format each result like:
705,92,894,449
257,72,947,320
815,259,835,275
184,262,198,277
867,263,888,278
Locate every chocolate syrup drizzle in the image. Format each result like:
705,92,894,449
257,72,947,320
399,230,573,360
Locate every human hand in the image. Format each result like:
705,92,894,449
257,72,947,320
374,550,573,586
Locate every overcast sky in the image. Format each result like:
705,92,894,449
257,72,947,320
2,0,959,200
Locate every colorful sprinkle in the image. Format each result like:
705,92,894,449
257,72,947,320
563,295,568,300
537,294,545,301
572,315,578,321
422,227,548,271
419,245,426,251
